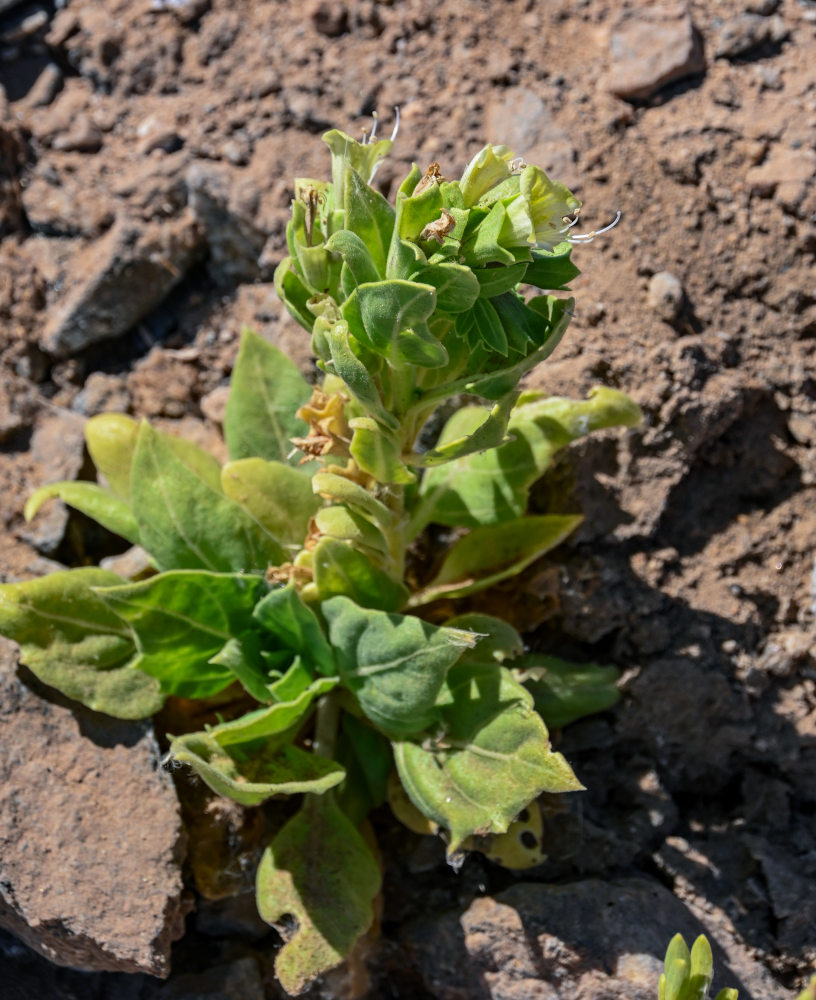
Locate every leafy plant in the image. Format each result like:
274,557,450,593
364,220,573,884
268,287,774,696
0,125,641,994
659,934,738,1000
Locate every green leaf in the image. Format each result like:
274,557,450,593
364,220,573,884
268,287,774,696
221,458,319,549
415,387,641,531
524,247,580,290
325,321,398,430
206,676,338,746
473,262,528,298
274,257,315,332
463,201,516,267
410,262,480,314
512,654,621,729
97,570,263,698
223,329,312,465
349,418,416,485
131,422,285,573
325,229,381,288
408,391,517,467
321,595,476,737
170,730,344,806
688,935,714,1000
469,298,508,355
0,568,162,719
314,505,388,557
444,614,524,664
84,413,139,499
394,662,582,852
396,179,444,241
344,166,395,276
343,280,444,369
25,481,140,545
312,537,409,612
341,713,391,810
210,635,277,703
663,933,691,1000
312,472,394,531
253,584,336,676
408,515,582,606
256,793,380,996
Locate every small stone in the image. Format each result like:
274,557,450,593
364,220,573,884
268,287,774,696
713,13,788,60
200,383,230,424
99,545,153,579
309,0,349,37
72,372,132,416
647,271,685,323
24,62,62,108
605,4,705,102
52,116,103,153
746,146,816,215
788,413,816,446
757,629,814,677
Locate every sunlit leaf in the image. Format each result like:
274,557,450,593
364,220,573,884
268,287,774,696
221,458,318,549
25,481,140,545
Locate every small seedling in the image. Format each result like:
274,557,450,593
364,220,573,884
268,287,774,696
0,123,640,994
659,934,738,1000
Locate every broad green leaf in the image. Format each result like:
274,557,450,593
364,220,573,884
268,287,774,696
394,662,582,852
312,472,394,530
473,262,528,298
396,179,444,241
97,570,263,698
84,413,139,499
410,263,480,315
315,505,388,556
266,656,312,702
349,418,416,485
256,793,380,996
342,281,443,367
524,247,580,289
221,458,318,549
324,128,392,197
408,392,517,467
25,481,140,545
274,257,315,332
223,329,312,465
312,538,408,612
408,515,582,606
325,229,381,288
253,584,336,676
344,166,395,276
206,676,338,746
0,568,162,719
459,143,517,207
511,654,621,729
321,595,476,737
170,730,344,806
131,422,285,573
341,713,391,811
414,387,641,531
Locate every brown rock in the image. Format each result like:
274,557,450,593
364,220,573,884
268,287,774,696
713,13,788,60
40,214,204,356
647,271,685,323
747,146,816,215
0,639,187,975
604,4,705,101
52,115,103,153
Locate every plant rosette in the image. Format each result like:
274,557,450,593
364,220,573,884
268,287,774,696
0,123,641,996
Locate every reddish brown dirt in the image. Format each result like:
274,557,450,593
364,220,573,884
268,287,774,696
0,0,814,997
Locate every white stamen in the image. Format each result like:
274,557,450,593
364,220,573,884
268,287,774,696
389,106,400,143
368,111,379,143
568,210,622,244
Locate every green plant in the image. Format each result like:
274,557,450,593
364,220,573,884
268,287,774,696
659,934,738,1000
0,125,640,994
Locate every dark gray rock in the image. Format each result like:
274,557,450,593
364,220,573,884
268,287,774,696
0,639,187,975
403,876,787,1000
40,215,204,356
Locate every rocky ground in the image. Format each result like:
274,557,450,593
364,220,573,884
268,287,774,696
1,0,815,997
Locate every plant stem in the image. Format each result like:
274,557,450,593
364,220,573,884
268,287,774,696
313,691,341,759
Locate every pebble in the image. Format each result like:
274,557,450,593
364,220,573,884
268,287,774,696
713,13,788,60
52,116,103,153
24,62,62,108
647,271,685,323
